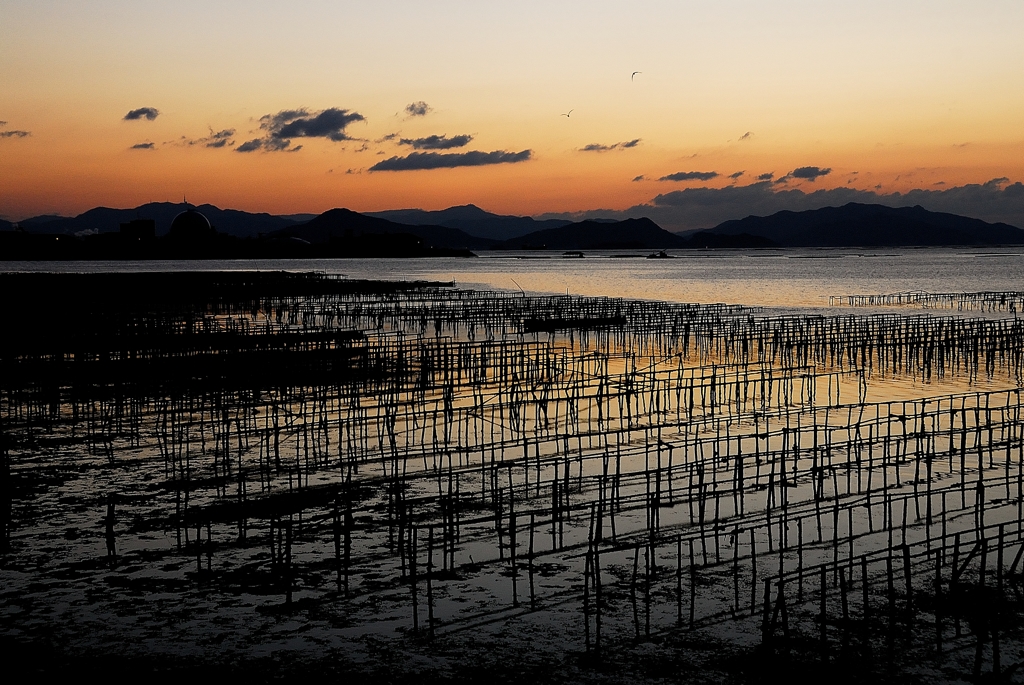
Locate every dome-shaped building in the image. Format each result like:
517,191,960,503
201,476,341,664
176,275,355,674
169,205,214,240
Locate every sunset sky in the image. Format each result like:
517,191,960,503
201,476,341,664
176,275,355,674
2,1,1022,228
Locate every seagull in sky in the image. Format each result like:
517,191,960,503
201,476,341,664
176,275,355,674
561,109,573,118
631,71,642,81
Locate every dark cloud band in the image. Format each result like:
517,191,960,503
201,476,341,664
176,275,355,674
369,149,532,171
581,139,641,152
176,128,236,148
790,166,831,181
399,134,473,150
404,101,431,117
201,129,234,148
237,107,365,153
659,171,719,182
124,107,159,121
236,139,263,153
270,109,363,141
538,178,1024,232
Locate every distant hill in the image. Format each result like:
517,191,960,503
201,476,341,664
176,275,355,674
684,232,779,248
13,200,1017,252
367,204,572,241
277,208,495,250
275,213,318,223
11,203,305,238
17,214,68,229
494,218,691,250
686,203,1024,247
0,207,481,260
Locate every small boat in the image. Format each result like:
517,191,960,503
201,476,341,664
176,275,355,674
562,251,585,258
647,250,672,259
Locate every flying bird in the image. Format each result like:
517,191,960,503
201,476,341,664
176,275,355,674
631,71,642,81
561,109,573,118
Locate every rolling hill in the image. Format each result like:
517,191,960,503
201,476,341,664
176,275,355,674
493,217,777,250
367,204,571,241
687,203,1024,247
10,203,302,238
274,208,494,250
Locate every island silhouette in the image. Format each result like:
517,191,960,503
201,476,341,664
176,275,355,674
2,201,1021,260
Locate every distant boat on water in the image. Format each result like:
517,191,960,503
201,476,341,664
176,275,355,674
562,250,585,258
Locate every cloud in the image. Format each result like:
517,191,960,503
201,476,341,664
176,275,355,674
790,166,832,181
177,128,236,148
535,178,1024,232
238,107,365,152
0,130,30,138
130,142,155,150
236,139,263,153
124,107,159,121
405,101,431,117
369,149,532,171
632,175,647,182
399,134,473,150
659,171,719,182
269,108,362,140
266,108,363,141
200,128,235,148
375,133,399,143
581,138,641,152
738,131,753,141
756,172,774,181
729,171,745,180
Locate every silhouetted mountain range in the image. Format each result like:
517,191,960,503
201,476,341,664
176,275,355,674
272,208,494,250
493,218,777,250
366,204,571,241
10,203,301,238
16,214,67,229
5,201,1022,261
494,218,686,250
685,203,1024,247
9,202,549,243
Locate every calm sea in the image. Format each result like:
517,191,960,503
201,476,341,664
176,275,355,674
4,246,1022,310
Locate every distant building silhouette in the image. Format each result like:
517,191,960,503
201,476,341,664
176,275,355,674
119,219,156,240
169,204,214,240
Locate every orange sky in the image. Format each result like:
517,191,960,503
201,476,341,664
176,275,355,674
2,1,1022,222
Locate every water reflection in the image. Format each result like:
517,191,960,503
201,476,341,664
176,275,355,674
4,247,1022,310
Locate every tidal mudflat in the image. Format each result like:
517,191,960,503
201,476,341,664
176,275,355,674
3,270,1024,683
